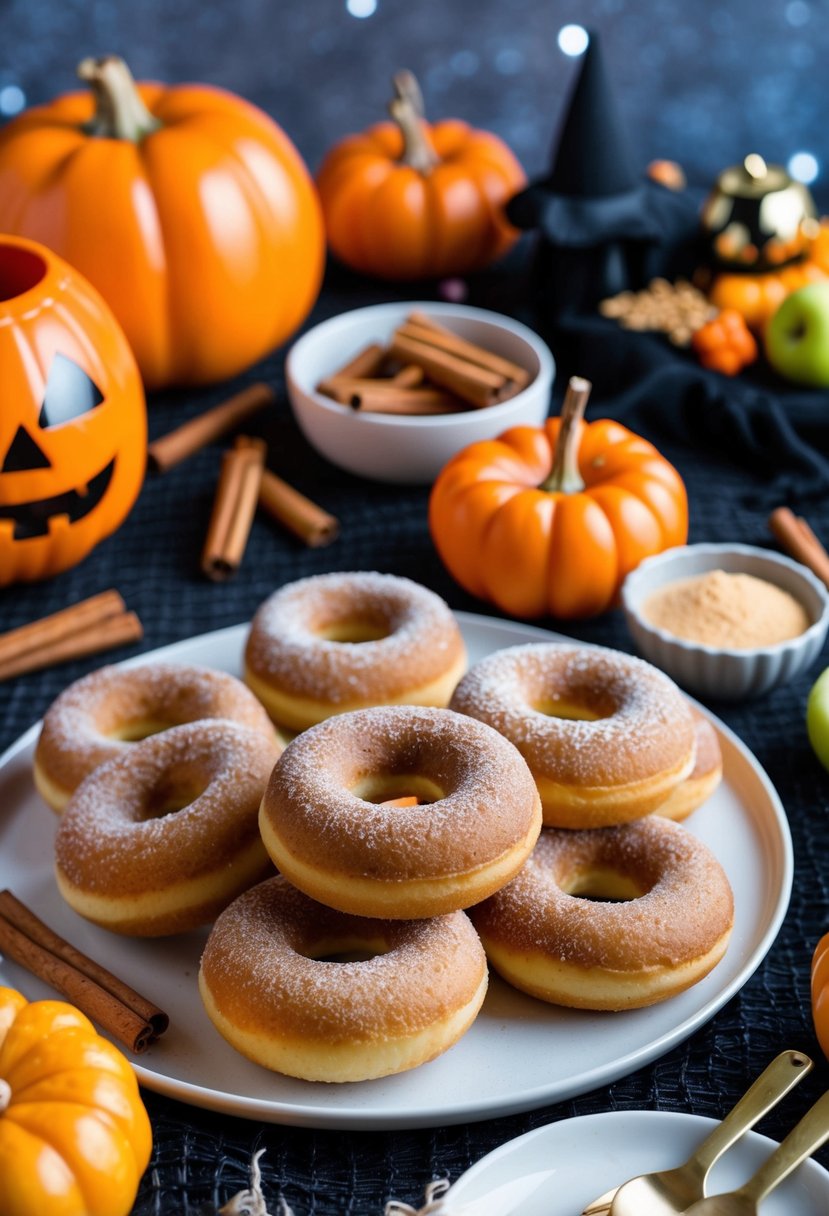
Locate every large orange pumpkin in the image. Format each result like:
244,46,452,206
0,985,152,1216
316,71,525,280
0,55,325,389
429,377,688,619
0,235,146,586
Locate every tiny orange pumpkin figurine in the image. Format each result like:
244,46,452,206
0,234,146,586
316,70,526,280
429,376,688,619
0,985,152,1216
691,308,758,376
812,934,829,1062
0,55,325,389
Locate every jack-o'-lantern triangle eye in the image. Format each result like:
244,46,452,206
38,353,105,429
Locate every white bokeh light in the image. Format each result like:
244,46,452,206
557,24,589,56
0,85,25,116
346,0,377,17
788,151,819,184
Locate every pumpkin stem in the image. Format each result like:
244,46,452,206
541,376,592,494
389,70,440,175
0,1078,10,1114
77,55,162,142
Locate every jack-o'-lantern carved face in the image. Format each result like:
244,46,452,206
0,238,146,585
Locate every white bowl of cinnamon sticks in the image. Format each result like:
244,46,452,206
286,301,554,483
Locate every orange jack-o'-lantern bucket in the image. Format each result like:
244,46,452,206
0,235,146,585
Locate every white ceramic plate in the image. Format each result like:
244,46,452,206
0,613,792,1130
444,1110,829,1215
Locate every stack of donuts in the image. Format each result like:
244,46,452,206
34,570,734,1085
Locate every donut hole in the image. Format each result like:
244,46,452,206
315,617,391,644
350,774,445,805
561,865,648,903
109,718,178,743
140,762,209,819
532,698,603,721
304,934,392,964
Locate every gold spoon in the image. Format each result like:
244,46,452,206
581,1051,812,1216
681,1089,829,1215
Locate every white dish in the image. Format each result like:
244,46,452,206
622,542,829,700
0,613,792,1130
286,301,555,483
445,1110,829,1215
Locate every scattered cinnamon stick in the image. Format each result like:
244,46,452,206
202,436,266,581
0,890,168,1053
769,507,829,591
0,589,125,669
258,467,340,548
0,592,142,683
148,382,275,473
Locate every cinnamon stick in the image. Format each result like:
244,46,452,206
350,385,462,414
0,610,143,683
0,890,168,1053
405,312,531,386
0,589,125,669
202,436,266,581
258,467,340,548
148,383,275,473
769,507,829,590
391,363,425,388
388,332,510,408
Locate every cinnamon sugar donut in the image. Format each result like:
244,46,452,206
54,720,281,936
450,643,696,829
198,875,488,1082
471,818,734,1011
657,711,723,823
244,572,467,731
259,705,542,919
35,662,277,813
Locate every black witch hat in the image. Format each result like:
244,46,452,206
507,31,696,311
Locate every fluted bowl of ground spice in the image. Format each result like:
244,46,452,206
622,543,829,700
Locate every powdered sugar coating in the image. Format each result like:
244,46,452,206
36,662,276,799
244,572,465,704
450,643,695,788
200,875,486,1039
55,719,279,897
261,705,539,880
472,818,734,971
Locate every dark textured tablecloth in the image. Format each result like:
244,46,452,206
2,260,829,1215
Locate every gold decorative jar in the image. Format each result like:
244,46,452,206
702,154,817,271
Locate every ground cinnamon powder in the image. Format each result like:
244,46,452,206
643,569,810,649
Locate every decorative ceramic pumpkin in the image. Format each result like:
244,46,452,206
316,70,526,280
429,377,688,619
0,985,152,1216
0,234,146,586
0,55,325,389
812,934,829,1062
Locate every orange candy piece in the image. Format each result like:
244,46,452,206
691,309,758,376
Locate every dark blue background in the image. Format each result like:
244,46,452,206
1,0,826,197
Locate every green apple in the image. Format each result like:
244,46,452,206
765,282,829,387
807,666,829,770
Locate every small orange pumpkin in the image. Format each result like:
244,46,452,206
429,377,688,619
0,55,325,389
710,259,827,330
316,70,526,280
0,235,146,586
0,985,152,1216
812,934,829,1062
